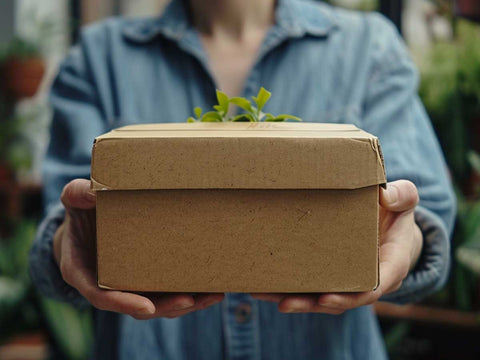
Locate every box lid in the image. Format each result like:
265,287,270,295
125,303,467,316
91,122,386,190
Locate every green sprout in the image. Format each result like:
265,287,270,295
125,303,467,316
187,87,302,123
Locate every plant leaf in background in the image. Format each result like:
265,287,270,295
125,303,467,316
40,298,93,360
0,221,93,358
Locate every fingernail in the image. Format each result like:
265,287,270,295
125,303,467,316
174,302,193,311
385,186,398,204
138,306,155,315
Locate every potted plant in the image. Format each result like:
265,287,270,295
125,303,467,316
0,36,46,99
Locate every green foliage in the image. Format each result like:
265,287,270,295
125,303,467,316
187,87,302,123
419,20,480,186
40,298,93,360
0,105,39,172
0,222,93,358
417,20,480,313
0,37,41,63
0,221,41,343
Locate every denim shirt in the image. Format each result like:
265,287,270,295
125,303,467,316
29,0,456,359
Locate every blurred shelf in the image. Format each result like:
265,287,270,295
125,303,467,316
374,301,480,328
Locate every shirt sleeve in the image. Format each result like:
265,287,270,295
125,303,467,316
29,33,108,307
360,14,456,304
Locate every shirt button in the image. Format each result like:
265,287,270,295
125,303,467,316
235,303,252,324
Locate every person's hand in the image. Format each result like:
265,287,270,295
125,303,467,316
54,179,224,320
251,180,422,314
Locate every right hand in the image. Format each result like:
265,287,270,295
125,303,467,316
55,179,224,320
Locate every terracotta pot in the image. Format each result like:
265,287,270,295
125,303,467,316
2,57,46,99
455,0,480,21
0,332,47,360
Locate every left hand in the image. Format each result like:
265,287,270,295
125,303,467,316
251,180,423,314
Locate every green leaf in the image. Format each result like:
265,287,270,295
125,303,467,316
194,107,202,119
229,97,254,114
213,105,223,114
200,111,223,122
252,87,271,112
265,114,302,122
216,90,230,114
187,117,197,123
231,114,255,122
257,111,266,121
468,151,480,173
41,298,93,360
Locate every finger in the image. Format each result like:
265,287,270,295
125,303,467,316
61,179,96,210
278,295,344,315
64,263,156,316
133,293,224,320
160,293,225,319
60,231,154,316
378,256,408,295
193,293,225,309
316,257,405,310
317,290,380,310
250,293,285,303
380,180,418,212
278,294,317,312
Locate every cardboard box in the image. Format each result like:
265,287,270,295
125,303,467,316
91,122,386,293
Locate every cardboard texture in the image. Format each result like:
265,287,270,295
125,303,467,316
91,122,386,293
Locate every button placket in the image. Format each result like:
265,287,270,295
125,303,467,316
223,293,261,360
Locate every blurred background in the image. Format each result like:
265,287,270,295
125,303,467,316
0,0,479,359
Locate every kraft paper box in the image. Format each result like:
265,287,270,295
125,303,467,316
91,122,386,293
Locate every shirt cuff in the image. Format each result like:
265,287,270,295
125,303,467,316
29,203,89,308
379,205,451,304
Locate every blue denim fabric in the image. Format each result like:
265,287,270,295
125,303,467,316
29,0,456,358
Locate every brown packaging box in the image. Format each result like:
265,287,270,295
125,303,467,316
91,122,386,293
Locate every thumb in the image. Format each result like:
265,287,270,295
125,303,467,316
61,179,96,210
380,180,419,212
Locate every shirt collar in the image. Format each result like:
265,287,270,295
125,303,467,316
122,0,338,44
